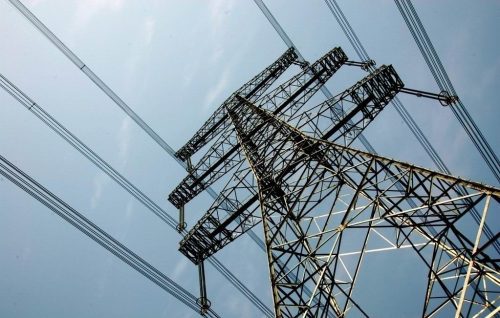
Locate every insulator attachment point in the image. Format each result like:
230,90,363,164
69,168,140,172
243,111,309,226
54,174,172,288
176,222,187,233
438,90,458,106
186,157,193,172
197,261,210,315
293,60,310,70
361,59,376,72
196,297,212,315
178,206,186,233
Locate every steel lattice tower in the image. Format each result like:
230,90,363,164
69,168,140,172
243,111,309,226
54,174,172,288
168,47,499,317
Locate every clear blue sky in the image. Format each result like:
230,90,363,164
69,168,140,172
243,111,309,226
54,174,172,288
0,1,498,317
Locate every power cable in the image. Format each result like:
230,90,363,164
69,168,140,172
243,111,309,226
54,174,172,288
8,0,496,309
0,73,274,318
4,0,276,293
323,0,499,254
324,0,369,62
6,0,181,163
253,0,376,154
253,0,499,254
394,0,500,183
0,154,221,318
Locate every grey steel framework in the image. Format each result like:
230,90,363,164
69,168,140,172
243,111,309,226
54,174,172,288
169,47,500,317
169,47,348,209
174,47,299,163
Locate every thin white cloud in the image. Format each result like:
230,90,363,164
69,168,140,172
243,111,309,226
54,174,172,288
90,172,110,210
73,0,125,30
123,16,157,79
209,0,235,35
182,64,197,89
117,116,132,170
476,56,500,99
124,198,134,220
171,258,189,281
208,0,235,63
144,16,156,47
117,198,135,241
24,0,45,6
96,252,116,299
219,289,253,317
203,68,230,110
20,245,32,266
445,127,470,170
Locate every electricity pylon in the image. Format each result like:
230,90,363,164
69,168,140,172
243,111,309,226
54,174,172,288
169,47,499,317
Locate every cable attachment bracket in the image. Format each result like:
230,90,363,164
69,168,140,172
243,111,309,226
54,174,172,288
176,205,187,233
345,60,376,72
185,157,194,172
292,59,310,70
197,261,211,315
400,87,458,106
438,90,459,106
361,59,376,71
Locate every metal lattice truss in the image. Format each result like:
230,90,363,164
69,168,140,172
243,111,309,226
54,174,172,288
169,47,348,208
171,47,499,317
226,98,499,317
179,64,403,262
175,47,299,163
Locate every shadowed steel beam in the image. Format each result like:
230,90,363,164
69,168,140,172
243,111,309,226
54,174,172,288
175,48,299,162
179,65,403,263
169,47,348,209
220,96,499,316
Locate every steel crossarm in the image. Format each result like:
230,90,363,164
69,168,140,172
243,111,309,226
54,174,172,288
178,65,404,263
290,65,402,145
168,47,348,208
210,99,499,317
175,48,299,162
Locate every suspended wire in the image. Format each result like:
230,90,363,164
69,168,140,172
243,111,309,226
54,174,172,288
8,0,496,309
253,0,376,154
252,0,458,268
5,1,318,311
394,0,500,183
6,0,181,163
0,74,274,318
253,0,456,182
260,0,500,255
323,0,499,253
254,5,500,302
324,0,368,62
5,0,277,294
7,1,365,304
0,154,221,318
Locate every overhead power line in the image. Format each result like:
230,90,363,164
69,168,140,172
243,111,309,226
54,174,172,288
324,0,370,62
324,0,452,171
0,73,273,318
5,0,275,278
6,0,181,163
7,0,498,310
394,0,500,183
323,0,500,254
7,1,310,308
253,0,499,254
253,0,451,175
0,154,221,318
253,0,376,154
